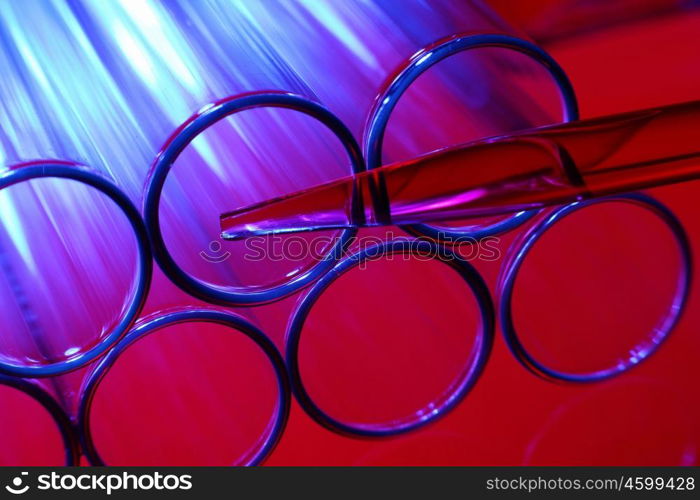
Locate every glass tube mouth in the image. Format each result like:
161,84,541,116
77,307,291,466
0,161,152,377
143,91,365,307
364,32,579,242
285,239,495,437
498,193,692,383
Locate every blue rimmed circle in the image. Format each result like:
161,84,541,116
499,193,692,383
77,308,291,466
0,161,152,377
364,32,579,241
0,374,80,465
143,91,365,307
286,239,495,437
